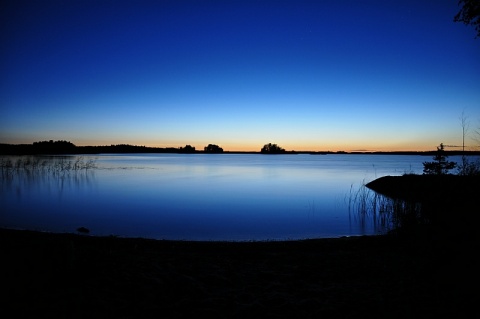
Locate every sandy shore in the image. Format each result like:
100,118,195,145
1,227,476,318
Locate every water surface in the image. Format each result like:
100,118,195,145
1,153,449,241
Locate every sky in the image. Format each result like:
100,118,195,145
1,0,479,152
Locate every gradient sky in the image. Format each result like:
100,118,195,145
1,0,479,152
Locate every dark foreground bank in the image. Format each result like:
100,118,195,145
1,227,477,319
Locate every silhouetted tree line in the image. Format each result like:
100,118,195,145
1,140,479,156
81,144,181,154
33,140,76,153
0,141,218,155
179,145,196,153
204,144,223,153
261,143,286,154
0,141,169,155
0,140,77,155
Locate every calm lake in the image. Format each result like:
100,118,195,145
0,153,467,241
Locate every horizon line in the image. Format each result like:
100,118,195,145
1,140,479,154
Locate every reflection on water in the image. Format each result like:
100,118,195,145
1,154,438,241
348,184,423,234
1,156,96,198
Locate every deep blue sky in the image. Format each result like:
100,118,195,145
1,0,479,151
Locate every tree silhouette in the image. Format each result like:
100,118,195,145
204,144,223,153
261,143,285,154
32,140,76,154
454,0,480,38
179,145,196,153
423,143,456,175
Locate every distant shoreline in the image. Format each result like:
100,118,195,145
1,142,479,156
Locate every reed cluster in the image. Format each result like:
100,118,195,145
0,156,96,177
347,181,423,234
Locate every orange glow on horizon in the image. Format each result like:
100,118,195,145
101,142,442,153
2,137,449,153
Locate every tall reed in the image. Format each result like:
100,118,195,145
1,156,97,178
347,181,423,234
